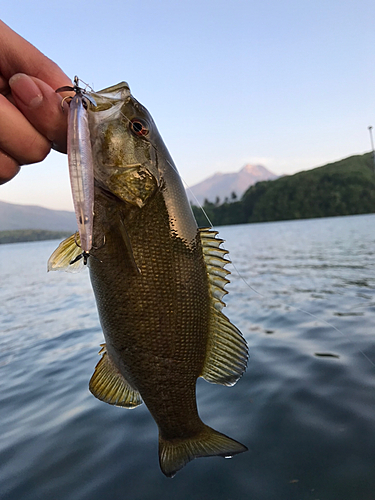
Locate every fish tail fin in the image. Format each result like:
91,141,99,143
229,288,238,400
158,425,247,478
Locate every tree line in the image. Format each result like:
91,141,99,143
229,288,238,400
0,229,71,244
192,153,375,227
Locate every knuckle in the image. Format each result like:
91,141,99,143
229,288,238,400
0,153,21,184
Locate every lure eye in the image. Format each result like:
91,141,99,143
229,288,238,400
130,119,149,136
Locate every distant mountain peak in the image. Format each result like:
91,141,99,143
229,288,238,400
242,163,260,171
0,200,76,231
188,164,277,204
241,164,270,174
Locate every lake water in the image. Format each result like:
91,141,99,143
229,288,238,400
1,213,375,500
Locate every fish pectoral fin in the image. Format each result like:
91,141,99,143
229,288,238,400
89,348,142,408
199,228,248,386
47,233,85,273
201,307,248,386
159,425,247,478
118,218,141,274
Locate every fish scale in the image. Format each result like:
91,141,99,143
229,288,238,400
90,192,209,373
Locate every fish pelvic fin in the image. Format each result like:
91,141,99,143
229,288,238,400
47,233,85,273
89,345,142,408
159,424,247,478
199,228,249,386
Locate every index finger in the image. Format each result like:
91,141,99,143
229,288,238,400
0,20,71,90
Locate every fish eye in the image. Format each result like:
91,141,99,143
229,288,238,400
130,119,149,136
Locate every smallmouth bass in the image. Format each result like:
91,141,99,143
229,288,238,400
48,82,249,477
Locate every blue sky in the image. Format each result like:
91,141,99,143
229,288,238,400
1,0,374,210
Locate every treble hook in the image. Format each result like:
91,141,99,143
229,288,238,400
56,76,97,110
69,233,106,266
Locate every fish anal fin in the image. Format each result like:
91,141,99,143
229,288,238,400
89,346,142,408
159,425,247,478
199,228,248,386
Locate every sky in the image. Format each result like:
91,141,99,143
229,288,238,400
1,0,375,211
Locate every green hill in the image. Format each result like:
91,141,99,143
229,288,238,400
192,152,375,226
0,229,71,244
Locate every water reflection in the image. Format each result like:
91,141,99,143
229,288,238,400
0,214,375,499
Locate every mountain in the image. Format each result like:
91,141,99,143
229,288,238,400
192,152,375,226
187,164,278,205
0,200,76,231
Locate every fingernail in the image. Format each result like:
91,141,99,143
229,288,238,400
9,73,43,108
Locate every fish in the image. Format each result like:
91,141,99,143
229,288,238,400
48,81,249,477
56,77,96,263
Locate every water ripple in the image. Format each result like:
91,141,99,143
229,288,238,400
1,217,375,499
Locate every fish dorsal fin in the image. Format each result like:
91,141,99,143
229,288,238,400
89,344,143,408
203,307,248,386
47,233,85,273
199,228,248,386
199,228,231,311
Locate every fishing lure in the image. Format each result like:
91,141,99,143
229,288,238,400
56,76,97,265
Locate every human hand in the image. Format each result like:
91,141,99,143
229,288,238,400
0,20,72,184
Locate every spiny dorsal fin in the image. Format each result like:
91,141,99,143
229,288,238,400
199,228,248,386
89,344,142,408
199,228,231,310
47,233,85,273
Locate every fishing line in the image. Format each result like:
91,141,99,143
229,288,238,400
97,90,215,228
77,78,95,93
87,88,375,368
229,260,375,368
165,161,214,229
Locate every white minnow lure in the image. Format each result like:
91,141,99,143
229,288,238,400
56,76,97,265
